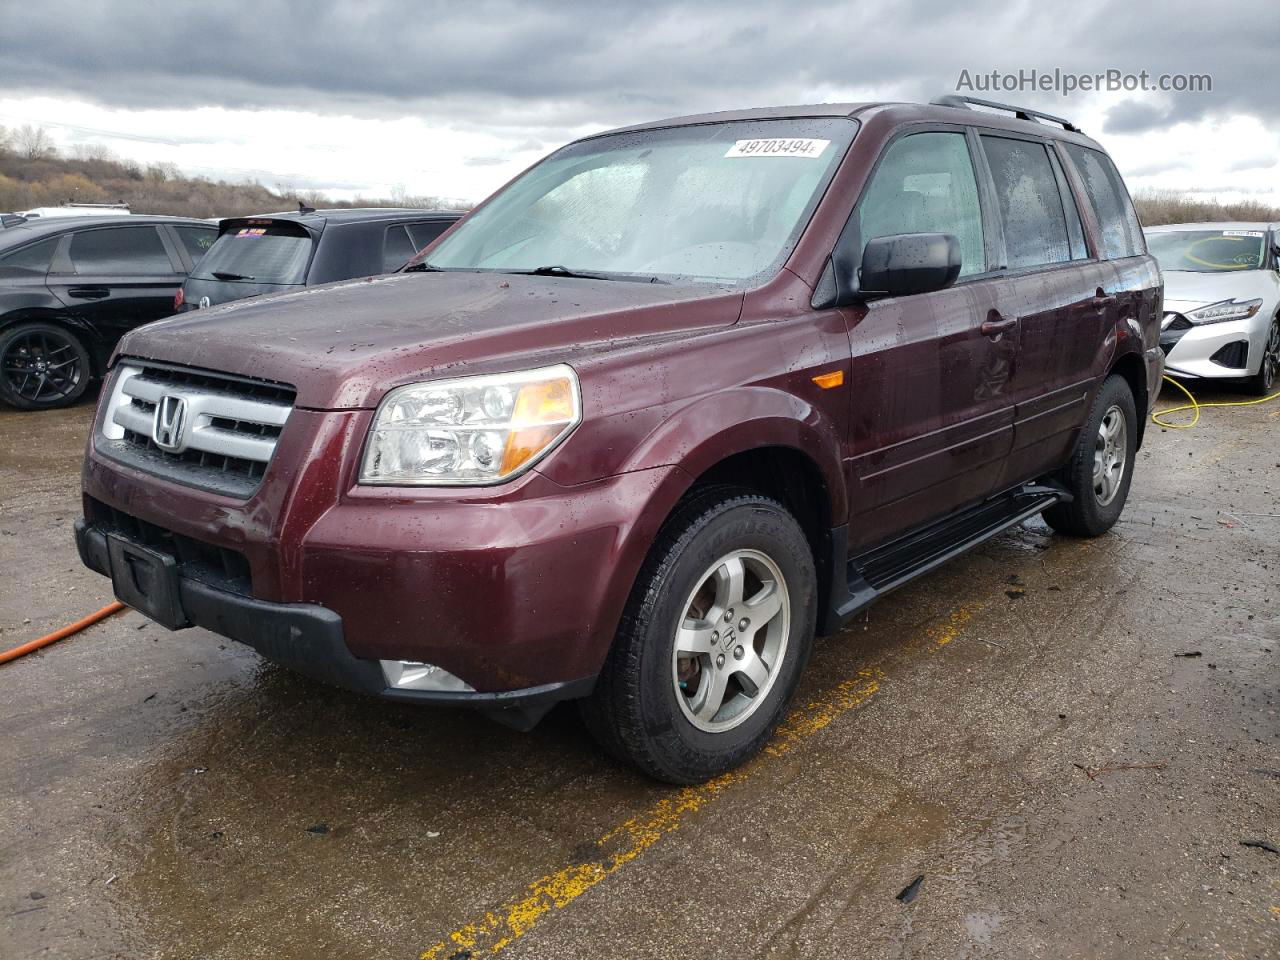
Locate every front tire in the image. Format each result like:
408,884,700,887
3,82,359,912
1245,317,1279,397
1043,374,1137,538
0,322,92,410
581,489,817,784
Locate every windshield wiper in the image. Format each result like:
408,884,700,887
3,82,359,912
403,261,443,273
211,270,255,281
517,265,668,284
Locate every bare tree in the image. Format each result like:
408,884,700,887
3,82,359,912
71,142,116,163
14,124,56,160
0,125,11,154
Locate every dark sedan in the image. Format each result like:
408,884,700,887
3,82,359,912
0,215,217,410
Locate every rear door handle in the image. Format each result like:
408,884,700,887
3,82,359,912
981,317,1018,338
67,286,110,300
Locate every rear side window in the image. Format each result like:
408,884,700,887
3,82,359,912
175,226,217,263
1063,145,1144,260
383,224,416,272
979,136,1073,269
0,237,58,276
192,221,314,284
407,221,450,249
69,226,174,275
857,132,986,277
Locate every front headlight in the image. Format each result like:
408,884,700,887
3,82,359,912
360,364,580,485
1185,298,1262,325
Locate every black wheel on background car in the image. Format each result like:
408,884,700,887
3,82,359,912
1042,374,1137,538
0,322,92,410
1245,317,1279,396
580,488,817,784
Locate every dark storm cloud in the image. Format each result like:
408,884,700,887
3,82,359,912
2,0,1276,139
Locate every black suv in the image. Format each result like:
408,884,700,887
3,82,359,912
0,215,217,410
177,207,461,312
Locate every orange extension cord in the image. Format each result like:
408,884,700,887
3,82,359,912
0,601,125,665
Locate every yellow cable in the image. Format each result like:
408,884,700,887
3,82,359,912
1151,375,1280,429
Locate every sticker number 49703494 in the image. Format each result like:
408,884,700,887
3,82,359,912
724,138,830,158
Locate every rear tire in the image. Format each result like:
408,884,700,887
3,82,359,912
580,488,816,784
0,322,91,410
1043,374,1137,538
1245,317,1279,397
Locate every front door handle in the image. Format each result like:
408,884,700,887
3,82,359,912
981,317,1018,338
67,286,110,300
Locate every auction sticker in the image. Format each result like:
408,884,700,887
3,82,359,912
725,138,830,158
1223,230,1264,237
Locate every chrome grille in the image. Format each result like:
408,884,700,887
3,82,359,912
98,362,295,498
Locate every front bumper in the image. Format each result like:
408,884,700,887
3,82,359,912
74,518,594,729
1161,314,1263,379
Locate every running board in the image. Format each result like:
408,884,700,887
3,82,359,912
828,483,1068,628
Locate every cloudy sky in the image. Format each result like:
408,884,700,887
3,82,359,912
1,0,1277,206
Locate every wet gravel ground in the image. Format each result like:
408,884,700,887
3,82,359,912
1,384,1277,960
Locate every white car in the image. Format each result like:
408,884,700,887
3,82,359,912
1145,222,1280,395
16,203,130,219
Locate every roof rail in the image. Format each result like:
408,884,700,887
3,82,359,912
930,95,1082,133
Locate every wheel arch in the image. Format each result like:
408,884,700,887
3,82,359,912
0,309,106,375
1107,350,1148,449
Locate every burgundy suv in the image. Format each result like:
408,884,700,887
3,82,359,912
75,98,1162,783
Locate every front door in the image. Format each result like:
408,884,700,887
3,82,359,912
842,129,1017,551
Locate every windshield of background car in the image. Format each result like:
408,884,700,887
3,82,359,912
191,220,314,284
1145,229,1267,273
424,118,857,285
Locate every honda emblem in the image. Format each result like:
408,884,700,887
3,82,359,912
153,394,188,452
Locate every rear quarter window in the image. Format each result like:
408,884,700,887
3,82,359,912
175,225,217,264
1063,145,1144,260
383,224,417,272
0,236,58,276
407,221,451,249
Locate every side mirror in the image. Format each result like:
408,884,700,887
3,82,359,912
859,233,962,298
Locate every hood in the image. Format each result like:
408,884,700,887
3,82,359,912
1161,269,1276,316
118,271,743,409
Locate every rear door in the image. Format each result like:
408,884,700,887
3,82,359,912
974,131,1112,486
47,224,185,341
843,128,1017,549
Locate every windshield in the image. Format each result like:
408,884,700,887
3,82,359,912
192,221,314,284
1145,229,1268,273
424,118,856,285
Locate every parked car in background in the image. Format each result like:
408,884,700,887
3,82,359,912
0,215,217,410
18,203,131,219
1145,222,1280,394
176,207,461,312
76,98,1161,782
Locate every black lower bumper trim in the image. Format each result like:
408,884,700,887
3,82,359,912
74,519,593,729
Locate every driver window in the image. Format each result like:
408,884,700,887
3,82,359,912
857,132,986,277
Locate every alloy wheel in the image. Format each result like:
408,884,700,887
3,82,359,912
671,548,790,733
1093,404,1127,506
1262,321,1280,392
0,329,84,405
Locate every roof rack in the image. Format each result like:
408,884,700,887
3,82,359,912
930,95,1082,133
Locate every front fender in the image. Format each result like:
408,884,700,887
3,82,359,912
616,386,848,524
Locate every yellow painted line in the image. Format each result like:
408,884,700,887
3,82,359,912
928,602,983,647
420,596,994,959
419,668,882,959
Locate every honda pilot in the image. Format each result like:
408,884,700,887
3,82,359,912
76,98,1163,783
